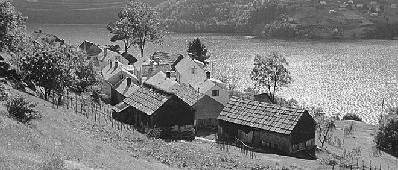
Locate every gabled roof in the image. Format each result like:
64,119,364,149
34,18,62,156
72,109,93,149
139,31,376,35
102,61,138,86
218,97,308,135
192,79,215,94
102,62,122,82
144,71,178,93
79,40,102,56
142,63,172,78
123,87,171,116
191,78,226,94
151,52,183,67
169,83,205,106
115,78,140,97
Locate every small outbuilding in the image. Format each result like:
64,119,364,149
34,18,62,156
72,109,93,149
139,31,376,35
113,86,195,139
217,97,316,158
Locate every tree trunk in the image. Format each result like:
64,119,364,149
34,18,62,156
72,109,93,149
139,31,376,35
124,40,128,54
140,45,144,59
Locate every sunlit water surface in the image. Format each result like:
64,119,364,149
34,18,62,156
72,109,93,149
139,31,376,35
28,24,398,124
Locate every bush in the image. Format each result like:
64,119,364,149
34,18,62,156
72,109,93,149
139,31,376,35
375,118,398,156
5,96,39,123
342,113,362,122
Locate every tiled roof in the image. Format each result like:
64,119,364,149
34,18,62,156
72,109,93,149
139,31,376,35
79,40,102,56
142,63,172,78
123,87,171,116
115,78,140,97
218,97,307,135
170,83,204,106
144,71,178,93
151,52,183,66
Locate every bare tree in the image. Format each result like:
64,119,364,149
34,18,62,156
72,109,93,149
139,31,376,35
107,0,163,61
316,116,336,148
251,52,292,102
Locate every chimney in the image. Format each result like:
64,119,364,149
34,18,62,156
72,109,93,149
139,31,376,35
127,77,132,87
166,71,171,78
109,60,112,68
206,71,211,79
115,61,119,69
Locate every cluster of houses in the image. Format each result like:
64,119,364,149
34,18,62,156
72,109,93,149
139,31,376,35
85,43,315,157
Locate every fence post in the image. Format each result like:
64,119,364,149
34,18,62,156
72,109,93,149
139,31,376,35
370,160,372,170
75,94,78,113
362,160,364,170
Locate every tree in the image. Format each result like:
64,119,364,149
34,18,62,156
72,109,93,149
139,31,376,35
316,115,336,148
250,52,292,102
20,47,72,100
70,61,98,94
107,0,163,60
375,109,398,156
187,38,209,62
0,0,27,52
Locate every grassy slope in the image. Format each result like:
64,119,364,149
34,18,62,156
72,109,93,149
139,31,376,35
0,85,325,170
0,86,172,170
317,120,398,168
1,84,397,169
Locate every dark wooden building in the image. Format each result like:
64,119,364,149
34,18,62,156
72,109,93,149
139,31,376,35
113,87,195,136
217,97,315,158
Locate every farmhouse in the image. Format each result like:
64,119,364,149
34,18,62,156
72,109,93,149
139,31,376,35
112,86,195,138
144,71,224,128
172,83,224,128
191,72,229,106
217,97,315,157
175,55,208,87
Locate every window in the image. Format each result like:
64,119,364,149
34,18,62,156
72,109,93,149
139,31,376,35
212,90,219,96
191,66,197,74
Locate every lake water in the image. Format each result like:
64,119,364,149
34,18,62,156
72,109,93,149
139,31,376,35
28,24,398,124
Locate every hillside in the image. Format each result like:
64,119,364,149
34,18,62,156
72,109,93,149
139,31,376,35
0,86,171,169
1,83,398,169
156,0,398,38
0,84,318,169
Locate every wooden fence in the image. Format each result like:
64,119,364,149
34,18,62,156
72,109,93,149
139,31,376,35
48,92,398,169
49,92,135,133
330,158,398,170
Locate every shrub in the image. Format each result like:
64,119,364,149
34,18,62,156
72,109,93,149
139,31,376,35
5,96,39,123
342,113,362,122
375,118,398,156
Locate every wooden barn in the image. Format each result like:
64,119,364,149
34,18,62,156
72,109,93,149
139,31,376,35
112,86,195,139
217,97,315,158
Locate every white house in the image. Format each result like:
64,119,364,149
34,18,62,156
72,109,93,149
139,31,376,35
175,56,208,87
191,72,229,106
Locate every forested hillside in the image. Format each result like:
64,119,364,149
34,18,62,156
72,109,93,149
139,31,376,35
15,0,398,39
154,0,398,39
